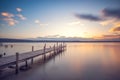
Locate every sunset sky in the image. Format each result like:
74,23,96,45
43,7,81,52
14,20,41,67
0,0,120,39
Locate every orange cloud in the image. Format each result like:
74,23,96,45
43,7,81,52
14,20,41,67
3,18,18,26
1,8,26,26
1,12,18,26
102,34,120,39
100,19,116,26
110,26,120,32
1,12,14,17
109,22,120,33
94,34,120,39
113,21,120,26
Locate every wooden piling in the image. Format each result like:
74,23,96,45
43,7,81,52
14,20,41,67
25,60,28,68
31,45,34,64
32,46,34,51
61,44,62,52
43,44,46,61
15,52,19,74
31,58,33,64
49,46,52,57
53,44,55,54
57,42,58,53
63,42,65,50
59,44,60,52
4,52,6,55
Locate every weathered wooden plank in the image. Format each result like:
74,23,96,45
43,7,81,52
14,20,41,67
0,45,66,69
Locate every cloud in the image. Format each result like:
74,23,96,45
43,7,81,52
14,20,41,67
3,18,18,26
67,21,84,26
1,12,18,26
108,21,120,33
16,8,22,12
44,35,60,38
16,8,26,20
113,21,120,26
75,14,103,21
1,8,26,26
39,24,48,26
102,8,120,19
110,26,120,32
17,14,26,20
100,8,120,32
1,12,14,17
35,20,48,26
75,8,120,22
35,20,40,24
102,34,120,39
94,34,120,39
100,19,116,26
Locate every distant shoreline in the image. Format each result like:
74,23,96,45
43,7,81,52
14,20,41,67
0,38,120,43
1,41,120,43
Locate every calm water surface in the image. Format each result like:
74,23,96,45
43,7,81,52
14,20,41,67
0,42,120,80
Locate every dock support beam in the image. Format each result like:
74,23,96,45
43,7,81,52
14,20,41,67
63,42,65,50
25,60,28,68
60,44,62,52
53,44,56,54
57,42,58,53
15,52,19,74
31,46,34,64
31,58,33,64
43,44,46,61
49,46,52,58
32,46,34,51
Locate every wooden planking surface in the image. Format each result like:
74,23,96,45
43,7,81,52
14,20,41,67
0,46,65,69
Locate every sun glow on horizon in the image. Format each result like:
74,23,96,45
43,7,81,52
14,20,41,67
0,0,120,40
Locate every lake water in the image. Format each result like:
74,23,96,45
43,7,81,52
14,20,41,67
0,42,120,80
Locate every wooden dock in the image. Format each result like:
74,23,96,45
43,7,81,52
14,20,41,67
0,43,66,74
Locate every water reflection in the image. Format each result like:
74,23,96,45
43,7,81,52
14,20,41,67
65,43,120,80
0,42,120,80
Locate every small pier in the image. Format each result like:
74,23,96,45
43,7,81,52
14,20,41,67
0,43,66,74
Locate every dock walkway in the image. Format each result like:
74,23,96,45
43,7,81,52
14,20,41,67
0,43,66,74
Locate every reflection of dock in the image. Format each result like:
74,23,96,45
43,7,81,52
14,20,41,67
0,43,66,74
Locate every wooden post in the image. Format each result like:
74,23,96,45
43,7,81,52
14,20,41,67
53,45,56,62
32,46,34,51
16,52,19,74
43,44,46,61
57,42,58,53
25,60,28,68
49,46,51,57
3,52,6,55
63,42,65,50
57,45,59,54
61,44,62,52
59,44,61,52
53,44,55,54
31,58,33,64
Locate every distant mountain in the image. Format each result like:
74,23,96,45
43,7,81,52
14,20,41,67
27,37,120,42
0,38,36,42
0,37,119,42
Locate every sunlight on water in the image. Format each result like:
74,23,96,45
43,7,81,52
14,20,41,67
0,42,120,80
